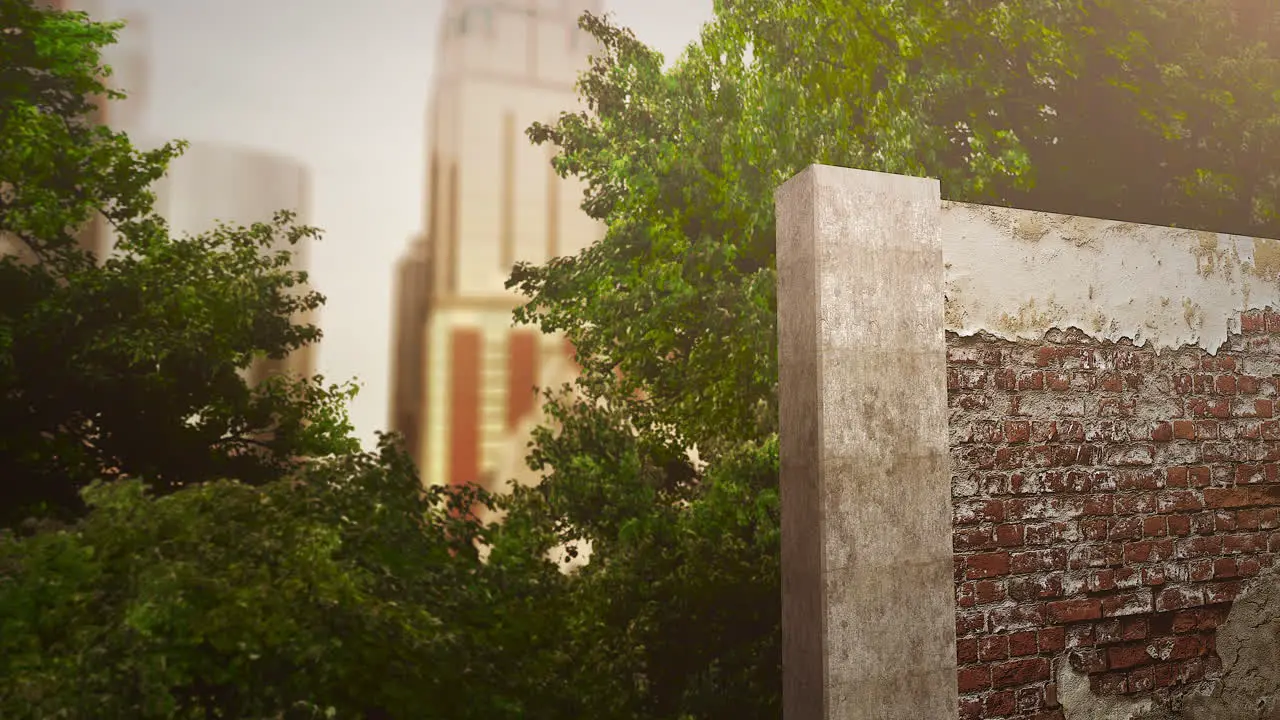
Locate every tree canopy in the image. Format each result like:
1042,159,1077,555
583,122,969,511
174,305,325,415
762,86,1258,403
3,0,1278,718
0,0,359,527
505,2,1279,717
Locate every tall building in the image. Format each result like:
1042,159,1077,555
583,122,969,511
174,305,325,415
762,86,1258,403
389,0,604,488
147,142,318,383
103,13,317,384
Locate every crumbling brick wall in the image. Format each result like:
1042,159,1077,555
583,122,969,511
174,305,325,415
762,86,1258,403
948,310,1280,719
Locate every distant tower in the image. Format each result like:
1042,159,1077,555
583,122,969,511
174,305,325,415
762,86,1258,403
100,10,317,384
389,0,604,487
148,143,318,384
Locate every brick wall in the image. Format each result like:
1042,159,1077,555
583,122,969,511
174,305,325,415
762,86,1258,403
948,310,1280,719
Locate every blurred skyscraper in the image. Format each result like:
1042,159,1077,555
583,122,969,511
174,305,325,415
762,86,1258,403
103,8,317,383
389,0,604,488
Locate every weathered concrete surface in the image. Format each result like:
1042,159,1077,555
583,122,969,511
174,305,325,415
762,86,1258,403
942,201,1280,354
776,165,957,720
1057,658,1154,720
1181,572,1280,720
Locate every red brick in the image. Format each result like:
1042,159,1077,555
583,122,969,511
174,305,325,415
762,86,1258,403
1009,630,1039,656
989,605,1046,633
984,689,1017,716
1216,509,1239,532
1151,422,1173,441
1115,493,1156,515
1007,574,1064,602
992,657,1051,688
957,665,991,692
1217,485,1280,507
966,552,1011,579
1142,516,1168,536
1016,685,1045,714
995,523,1026,547
1176,535,1222,558
976,580,1006,605
957,610,987,636
1107,643,1152,670
1110,516,1143,541
1045,598,1102,624
1223,533,1268,554
955,527,994,551
1242,309,1266,333
1237,464,1269,484
1156,585,1206,612
1158,490,1204,513
1188,466,1212,487
1005,420,1032,443
1205,580,1242,604
956,499,1006,524
1039,626,1066,652
957,638,979,664
1214,558,1239,578
1188,558,1215,582
1101,590,1153,617
1259,399,1275,418
980,635,1010,662
1129,664,1156,692
1011,548,1067,574
1172,420,1195,440
1065,624,1095,648
1123,539,1173,564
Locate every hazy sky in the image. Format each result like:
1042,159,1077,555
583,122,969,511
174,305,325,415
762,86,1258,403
98,0,715,447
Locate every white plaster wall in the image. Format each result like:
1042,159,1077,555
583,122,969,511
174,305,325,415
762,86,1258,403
942,201,1280,353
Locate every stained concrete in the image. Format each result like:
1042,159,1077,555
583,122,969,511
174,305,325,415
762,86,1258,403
776,165,957,720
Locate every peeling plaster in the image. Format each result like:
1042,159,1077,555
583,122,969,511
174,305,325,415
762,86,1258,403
1058,659,1153,720
942,202,1280,353
1180,571,1280,720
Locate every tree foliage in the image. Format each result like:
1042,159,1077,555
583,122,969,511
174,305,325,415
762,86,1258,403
0,438,579,720
506,2,1280,717
0,0,360,527
4,0,1279,718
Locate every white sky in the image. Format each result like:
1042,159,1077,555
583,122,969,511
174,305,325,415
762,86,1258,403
98,0,715,447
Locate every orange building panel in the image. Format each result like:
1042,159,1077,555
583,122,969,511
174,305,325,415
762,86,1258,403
507,331,540,428
448,328,482,486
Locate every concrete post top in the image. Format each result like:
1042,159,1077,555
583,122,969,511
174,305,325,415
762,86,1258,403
775,164,942,201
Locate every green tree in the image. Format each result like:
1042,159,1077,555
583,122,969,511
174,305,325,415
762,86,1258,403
0,438,579,720
0,0,359,528
507,2,1279,717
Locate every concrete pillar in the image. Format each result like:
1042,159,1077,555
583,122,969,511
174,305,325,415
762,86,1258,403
775,165,957,720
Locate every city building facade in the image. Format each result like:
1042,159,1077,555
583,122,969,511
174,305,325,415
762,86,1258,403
146,141,318,384
104,9,318,385
390,0,604,489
